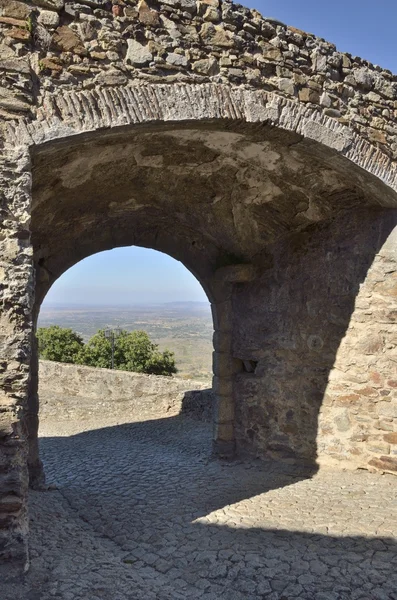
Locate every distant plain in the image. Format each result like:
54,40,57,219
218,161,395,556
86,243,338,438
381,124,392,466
38,302,213,380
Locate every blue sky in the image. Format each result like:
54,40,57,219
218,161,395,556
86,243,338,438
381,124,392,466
250,0,397,73
44,1,396,307
43,248,209,305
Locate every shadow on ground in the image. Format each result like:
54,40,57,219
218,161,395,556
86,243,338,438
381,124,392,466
18,415,397,600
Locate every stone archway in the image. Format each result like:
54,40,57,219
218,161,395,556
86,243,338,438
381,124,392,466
1,0,397,577
25,104,397,480
1,82,397,579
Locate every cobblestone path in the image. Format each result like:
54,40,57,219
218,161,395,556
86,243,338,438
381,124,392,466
5,414,397,600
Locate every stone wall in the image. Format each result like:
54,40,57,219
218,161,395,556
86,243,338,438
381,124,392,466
1,0,397,576
233,209,397,474
39,359,213,422
1,0,397,171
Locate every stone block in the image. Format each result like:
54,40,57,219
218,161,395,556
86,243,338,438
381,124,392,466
212,376,233,397
378,401,397,419
212,331,231,353
166,53,188,68
0,414,14,439
37,10,60,27
334,410,351,433
211,301,233,333
214,395,234,422
299,88,320,104
212,351,241,378
192,57,219,76
126,39,153,67
367,441,391,455
213,420,234,442
32,0,64,8
0,1,31,19
200,23,233,47
368,456,397,473
52,25,86,55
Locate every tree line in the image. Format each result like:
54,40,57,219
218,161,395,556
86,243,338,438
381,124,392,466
36,326,177,376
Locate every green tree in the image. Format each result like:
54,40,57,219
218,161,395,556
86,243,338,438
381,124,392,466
116,330,177,376
36,325,84,363
78,329,177,376
76,330,112,369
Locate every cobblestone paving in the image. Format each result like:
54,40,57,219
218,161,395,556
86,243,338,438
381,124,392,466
6,413,397,600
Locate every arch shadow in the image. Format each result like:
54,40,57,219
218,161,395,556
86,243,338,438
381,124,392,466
28,115,397,486
17,415,397,600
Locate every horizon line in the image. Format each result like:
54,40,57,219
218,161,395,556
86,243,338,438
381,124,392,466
41,301,211,308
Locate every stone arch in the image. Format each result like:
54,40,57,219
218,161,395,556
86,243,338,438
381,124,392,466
28,236,231,488
1,0,397,577
7,83,397,200
1,84,397,575
23,84,397,471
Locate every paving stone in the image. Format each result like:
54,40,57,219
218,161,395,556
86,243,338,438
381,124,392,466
4,411,397,599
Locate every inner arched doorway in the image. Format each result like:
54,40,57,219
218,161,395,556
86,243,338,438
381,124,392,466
26,115,397,491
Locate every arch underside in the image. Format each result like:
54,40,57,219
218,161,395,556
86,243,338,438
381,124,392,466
28,108,397,476
31,116,397,300
2,81,397,580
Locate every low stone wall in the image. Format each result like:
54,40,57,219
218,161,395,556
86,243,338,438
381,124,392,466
38,360,213,422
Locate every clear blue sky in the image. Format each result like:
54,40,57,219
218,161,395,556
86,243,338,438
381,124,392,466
44,1,396,307
43,248,209,306
250,0,396,73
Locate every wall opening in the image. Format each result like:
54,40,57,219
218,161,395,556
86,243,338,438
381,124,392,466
32,246,216,487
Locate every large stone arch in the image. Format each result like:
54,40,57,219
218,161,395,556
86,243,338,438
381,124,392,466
1,0,397,578
22,82,397,486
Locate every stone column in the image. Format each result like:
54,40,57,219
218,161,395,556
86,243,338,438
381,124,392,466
211,265,256,458
0,147,34,577
26,331,45,489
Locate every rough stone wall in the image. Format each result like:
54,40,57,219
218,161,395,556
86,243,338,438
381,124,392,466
39,359,212,421
233,209,397,474
319,219,397,473
1,0,397,166
0,145,33,573
1,0,397,577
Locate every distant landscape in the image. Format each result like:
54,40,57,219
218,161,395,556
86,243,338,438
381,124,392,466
38,302,213,381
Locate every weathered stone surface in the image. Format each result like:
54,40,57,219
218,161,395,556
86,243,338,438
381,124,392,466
166,52,188,67
0,88,31,113
138,0,159,26
0,58,30,74
37,10,60,27
32,0,64,9
52,25,86,54
94,68,127,86
368,456,397,473
0,0,31,19
39,360,211,420
7,27,31,42
1,0,397,578
39,56,63,75
200,22,233,47
125,38,153,66
192,56,219,75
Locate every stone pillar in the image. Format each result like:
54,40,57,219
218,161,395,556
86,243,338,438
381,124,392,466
0,147,34,577
26,332,45,489
211,265,256,458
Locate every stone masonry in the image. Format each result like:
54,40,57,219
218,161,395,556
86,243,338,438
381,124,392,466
0,0,397,576
38,359,213,422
